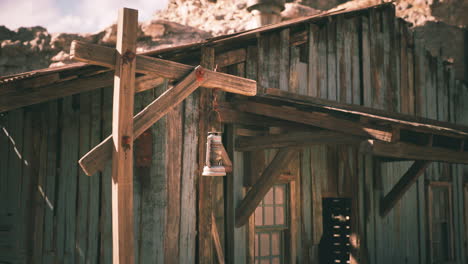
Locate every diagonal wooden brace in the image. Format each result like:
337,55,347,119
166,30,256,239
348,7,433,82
380,160,430,217
235,148,297,227
79,66,205,176
70,40,257,96
212,213,225,264
220,144,232,173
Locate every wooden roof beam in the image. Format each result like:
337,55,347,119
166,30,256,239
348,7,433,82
235,148,297,227
79,66,205,176
261,88,468,138
71,40,257,96
235,100,394,142
0,72,164,113
380,160,430,217
235,131,362,151
361,139,468,164
217,102,310,129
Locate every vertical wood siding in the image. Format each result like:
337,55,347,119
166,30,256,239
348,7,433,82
253,4,467,264
0,5,466,264
0,79,199,263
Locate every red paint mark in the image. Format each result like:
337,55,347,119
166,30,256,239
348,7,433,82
196,67,205,82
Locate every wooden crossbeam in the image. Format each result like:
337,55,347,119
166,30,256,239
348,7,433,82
235,131,362,151
111,8,137,264
361,140,468,164
235,148,296,227
380,160,430,217
217,103,302,128
235,101,394,142
71,40,257,96
0,72,164,113
198,46,215,264
276,173,296,183
79,66,205,176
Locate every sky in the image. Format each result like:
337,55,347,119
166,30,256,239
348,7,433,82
0,0,169,33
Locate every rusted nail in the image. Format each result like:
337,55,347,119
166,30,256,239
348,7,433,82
196,67,205,82
122,135,131,151
122,50,136,64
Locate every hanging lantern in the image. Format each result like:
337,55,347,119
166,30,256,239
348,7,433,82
202,132,226,176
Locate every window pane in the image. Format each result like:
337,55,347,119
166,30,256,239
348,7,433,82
264,207,274,226
260,233,270,256
275,186,284,205
255,234,259,257
276,207,284,225
429,184,454,262
264,188,274,205
272,232,280,255
255,207,263,226
441,222,450,260
255,184,289,263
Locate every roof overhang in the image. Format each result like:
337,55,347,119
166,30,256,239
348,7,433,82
0,3,394,113
223,88,468,164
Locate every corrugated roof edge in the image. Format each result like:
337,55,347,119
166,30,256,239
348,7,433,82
0,2,393,84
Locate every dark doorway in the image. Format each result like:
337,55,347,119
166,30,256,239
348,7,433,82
319,198,351,264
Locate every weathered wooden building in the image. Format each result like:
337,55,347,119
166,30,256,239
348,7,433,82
1,3,467,264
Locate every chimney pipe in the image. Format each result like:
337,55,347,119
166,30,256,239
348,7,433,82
247,0,285,27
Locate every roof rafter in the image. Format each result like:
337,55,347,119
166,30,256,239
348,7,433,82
71,40,256,96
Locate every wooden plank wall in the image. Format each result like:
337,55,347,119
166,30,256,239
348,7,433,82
304,13,362,264
241,4,467,264
452,79,468,263
301,5,466,263
0,79,199,263
0,5,466,264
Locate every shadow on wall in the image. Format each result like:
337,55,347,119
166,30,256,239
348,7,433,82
430,0,468,27
413,21,467,82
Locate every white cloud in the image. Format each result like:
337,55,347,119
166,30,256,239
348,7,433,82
0,0,169,33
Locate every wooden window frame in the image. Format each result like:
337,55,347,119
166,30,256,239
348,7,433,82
248,178,297,264
426,181,455,263
253,183,290,264
464,183,468,257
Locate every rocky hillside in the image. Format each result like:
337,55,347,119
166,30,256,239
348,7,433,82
326,0,468,27
0,19,211,75
0,0,466,79
0,0,319,76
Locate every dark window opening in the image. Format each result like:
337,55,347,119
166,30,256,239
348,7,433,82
427,182,455,263
320,198,351,264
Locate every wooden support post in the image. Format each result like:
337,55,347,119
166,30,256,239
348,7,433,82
111,8,137,264
235,148,297,227
380,160,430,217
198,46,215,264
79,67,205,176
212,213,225,264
